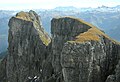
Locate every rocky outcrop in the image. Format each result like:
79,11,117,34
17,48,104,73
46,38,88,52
7,10,51,82
51,17,92,82
51,17,91,73
1,11,120,82
51,17,120,82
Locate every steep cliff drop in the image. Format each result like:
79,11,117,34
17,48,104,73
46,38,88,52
51,17,120,82
0,10,120,82
7,10,51,82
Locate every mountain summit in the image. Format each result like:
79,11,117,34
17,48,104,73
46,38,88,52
6,10,51,82
51,17,120,82
0,11,120,82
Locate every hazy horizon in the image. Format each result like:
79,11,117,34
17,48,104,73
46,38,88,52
0,0,120,10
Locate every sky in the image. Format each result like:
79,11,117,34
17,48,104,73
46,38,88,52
0,0,120,10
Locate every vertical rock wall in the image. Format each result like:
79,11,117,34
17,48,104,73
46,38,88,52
0,11,120,82
51,17,91,73
7,10,51,82
51,17,120,82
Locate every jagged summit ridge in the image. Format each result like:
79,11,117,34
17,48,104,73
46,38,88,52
9,10,51,46
15,10,40,22
51,16,120,82
0,11,120,82
52,16,120,44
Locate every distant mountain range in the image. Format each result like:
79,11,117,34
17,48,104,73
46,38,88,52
52,5,120,12
0,5,120,53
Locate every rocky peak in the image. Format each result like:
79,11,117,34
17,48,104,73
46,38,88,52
51,16,120,82
6,10,51,82
10,10,51,46
51,17,92,73
0,11,120,82
16,10,39,22
51,16,91,37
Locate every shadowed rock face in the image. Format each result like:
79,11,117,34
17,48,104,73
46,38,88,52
51,17,91,73
6,10,51,82
0,56,7,82
0,11,120,82
61,40,120,82
51,17,120,82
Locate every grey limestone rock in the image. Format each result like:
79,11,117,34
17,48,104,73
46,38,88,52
6,10,51,82
1,11,120,82
51,17,120,82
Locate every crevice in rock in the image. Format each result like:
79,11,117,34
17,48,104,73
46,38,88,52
101,37,120,82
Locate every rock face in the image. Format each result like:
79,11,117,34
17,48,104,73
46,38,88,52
0,11,120,82
51,17,91,73
7,10,51,82
51,17,120,82
51,17,92,81
0,56,7,82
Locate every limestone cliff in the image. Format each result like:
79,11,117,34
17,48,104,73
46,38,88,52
51,17,120,82
7,10,51,82
0,11,120,82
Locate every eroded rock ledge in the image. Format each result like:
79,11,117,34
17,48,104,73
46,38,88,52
0,11,120,82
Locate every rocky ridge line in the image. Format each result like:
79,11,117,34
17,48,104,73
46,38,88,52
51,16,120,82
0,11,120,82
